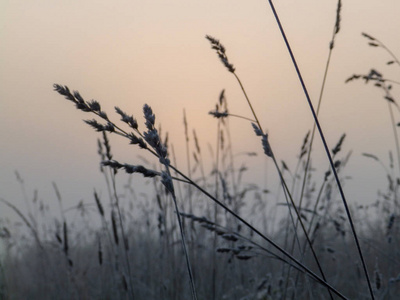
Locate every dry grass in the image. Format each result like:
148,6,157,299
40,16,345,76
2,1,400,299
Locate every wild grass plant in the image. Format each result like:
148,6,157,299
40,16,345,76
2,1,400,299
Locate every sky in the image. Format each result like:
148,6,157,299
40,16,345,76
1,0,400,223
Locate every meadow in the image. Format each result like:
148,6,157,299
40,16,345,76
1,1,400,299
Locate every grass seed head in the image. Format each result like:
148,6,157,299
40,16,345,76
111,210,119,246
115,106,138,130
94,191,104,217
362,32,376,41
206,35,235,73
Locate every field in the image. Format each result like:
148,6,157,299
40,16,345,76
1,1,400,299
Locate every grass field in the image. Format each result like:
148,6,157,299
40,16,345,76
1,1,400,299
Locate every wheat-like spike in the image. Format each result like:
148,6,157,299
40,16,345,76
94,190,104,217
115,106,138,130
161,171,174,194
102,160,159,178
101,131,113,161
334,0,342,34
205,35,235,73
362,32,376,41
374,261,382,291
84,119,115,132
332,134,346,155
111,210,119,246
63,221,68,255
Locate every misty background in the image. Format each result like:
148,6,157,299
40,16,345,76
1,0,400,224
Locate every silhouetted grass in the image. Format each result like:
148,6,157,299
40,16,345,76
2,2,400,299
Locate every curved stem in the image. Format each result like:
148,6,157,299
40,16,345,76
226,113,256,122
232,73,263,132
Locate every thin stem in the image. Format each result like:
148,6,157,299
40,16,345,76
264,1,374,298
299,37,334,217
110,173,135,299
183,109,194,215
226,113,256,122
290,21,337,295
211,118,221,300
383,78,400,85
372,35,400,66
232,73,263,131
165,166,198,300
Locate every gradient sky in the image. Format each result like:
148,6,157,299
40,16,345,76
1,0,400,222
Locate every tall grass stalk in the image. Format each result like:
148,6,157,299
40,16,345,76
298,0,342,235
183,109,194,216
111,171,135,298
211,107,221,300
101,131,135,298
263,0,375,298
362,33,400,176
162,167,198,300
288,1,343,294
346,34,400,211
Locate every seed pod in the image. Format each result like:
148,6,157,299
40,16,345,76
111,211,119,246
63,221,68,255
94,191,104,217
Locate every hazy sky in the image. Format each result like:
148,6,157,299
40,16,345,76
1,0,400,221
